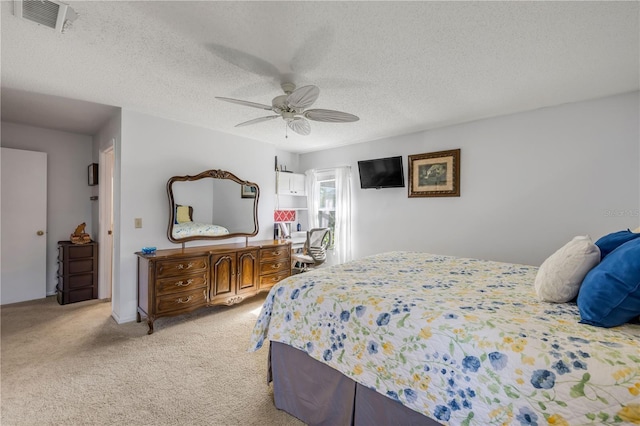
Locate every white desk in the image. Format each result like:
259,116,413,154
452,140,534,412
290,238,305,251
290,231,306,251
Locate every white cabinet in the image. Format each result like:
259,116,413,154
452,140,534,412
291,174,306,195
277,172,306,196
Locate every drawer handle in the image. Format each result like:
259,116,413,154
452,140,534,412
175,279,193,287
271,263,281,269
176,296,193,304
273,251,281,256
177,262,194,270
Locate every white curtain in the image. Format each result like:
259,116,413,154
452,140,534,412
305,169,319,229
333,166,352,264
305,167,352,264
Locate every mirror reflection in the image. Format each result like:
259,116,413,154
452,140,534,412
167,170,259,243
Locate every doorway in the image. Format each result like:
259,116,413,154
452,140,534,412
98,145,114,301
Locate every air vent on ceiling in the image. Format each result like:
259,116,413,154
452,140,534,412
14,0,77,33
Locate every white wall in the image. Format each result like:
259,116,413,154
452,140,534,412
92,111,121,239
300,92,640,266
115,110,279,322
1,122,94,295
275,149,300,173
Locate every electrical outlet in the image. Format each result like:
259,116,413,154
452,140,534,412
134,218,142,228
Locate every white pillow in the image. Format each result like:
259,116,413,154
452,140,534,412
534,236,600,303
633,226,640,233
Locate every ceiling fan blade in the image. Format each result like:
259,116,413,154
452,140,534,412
206,43,281,80
287,117,311,136
303,109,359,123
286,85,320,109
216,97,273,111
235,115,280,127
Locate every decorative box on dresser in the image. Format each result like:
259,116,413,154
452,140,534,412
136,240,291,334
56,240,98,305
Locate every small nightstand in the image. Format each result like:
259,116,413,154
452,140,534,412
56,241,98,305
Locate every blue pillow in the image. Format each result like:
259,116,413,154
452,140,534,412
594,229,640,260
577,238,640,328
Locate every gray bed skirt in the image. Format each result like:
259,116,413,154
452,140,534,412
269,341,442,426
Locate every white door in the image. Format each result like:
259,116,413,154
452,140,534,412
1,148,47,304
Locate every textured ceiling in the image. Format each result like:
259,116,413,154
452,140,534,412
1,1,638,153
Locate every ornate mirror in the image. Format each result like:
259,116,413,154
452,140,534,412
167,169,259,243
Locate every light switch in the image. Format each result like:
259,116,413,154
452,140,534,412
135,218,142,228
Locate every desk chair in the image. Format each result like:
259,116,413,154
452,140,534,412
292,228,332,273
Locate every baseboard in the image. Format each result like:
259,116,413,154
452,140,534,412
111,310,137,324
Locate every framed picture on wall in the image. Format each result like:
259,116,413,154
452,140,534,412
241,184,257,198
408,149,460,197
88,163,98,186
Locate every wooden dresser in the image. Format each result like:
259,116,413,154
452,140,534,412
136,240,291,334
56,240,98,305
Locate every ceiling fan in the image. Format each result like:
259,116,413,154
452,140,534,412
216,83,359,136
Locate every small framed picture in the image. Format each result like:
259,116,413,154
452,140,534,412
408,149,460,197
241,184,257,198
88,163,98,186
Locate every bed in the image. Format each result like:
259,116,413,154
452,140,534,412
249,251,640,425
171,204,230,239
171,221,230,239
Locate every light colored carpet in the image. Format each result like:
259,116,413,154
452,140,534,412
1,294,304,426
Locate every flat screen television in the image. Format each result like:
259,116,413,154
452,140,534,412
357,156,405,189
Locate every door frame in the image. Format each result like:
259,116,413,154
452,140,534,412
98,143,114,300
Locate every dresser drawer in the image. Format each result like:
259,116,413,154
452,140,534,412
59,273,94,289
259,271,291,288
260,246,290,262
57,286,96,305
259,259,289,275
59,244,95,261
156,288,207,314
68,259,95,274
156,273,207,296
156,257,208,279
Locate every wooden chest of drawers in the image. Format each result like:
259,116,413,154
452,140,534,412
56,241,98,305
137,240,291,334
259,246,291,290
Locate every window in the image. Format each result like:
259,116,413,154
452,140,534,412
306,166,352,263
318,178,335,248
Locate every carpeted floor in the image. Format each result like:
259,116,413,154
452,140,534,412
1,294,303,425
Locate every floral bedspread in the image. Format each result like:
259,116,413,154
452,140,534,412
171,222,229,238
249,252,640,425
